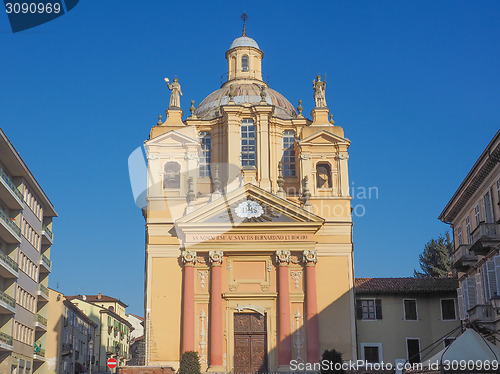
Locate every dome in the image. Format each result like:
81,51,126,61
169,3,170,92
229,36,260,50
195,83,297,120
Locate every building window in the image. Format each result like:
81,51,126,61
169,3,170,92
316,163,332,188
465,215,472,243
407,339,421,364
441,299,456,320
282,131,296,177
164,162,181,189
241,55,249,72
474,204,481,226
484,192,493,223
404,299,417,320
241,119,256,167
496,179,500,204
356,299,382,320
457,226,463,245
361,343,382,363
199,132,212,178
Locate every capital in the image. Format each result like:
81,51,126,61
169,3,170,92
303,250,318,264
181,250,197,265
275,250,291,265
209,250,224,266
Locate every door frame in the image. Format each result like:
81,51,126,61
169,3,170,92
225,295,277,372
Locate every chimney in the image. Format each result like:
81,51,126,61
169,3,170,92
98,293,102,300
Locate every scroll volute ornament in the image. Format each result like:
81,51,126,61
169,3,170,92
303,250,318,264
209,250,224,265
275,250,291,265
181,250,197,265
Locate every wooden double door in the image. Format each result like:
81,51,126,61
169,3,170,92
234,313,268,373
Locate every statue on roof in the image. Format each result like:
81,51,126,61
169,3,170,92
164,77,183,108
313,75,327,108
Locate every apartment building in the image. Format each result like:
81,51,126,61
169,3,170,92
46,289,97,374
355,277,461,365
0,128,57,374
66,294,133,372
439,130,500,336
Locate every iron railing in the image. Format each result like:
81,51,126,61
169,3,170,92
0,332,13,346
42,224,53,240
40,253,51,269
0,208,21,237
0,290,16,308
0,167,23,201
39,284,49,298
36,314,48,326
0,251,18,272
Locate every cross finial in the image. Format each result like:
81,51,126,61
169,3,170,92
240,12,248,36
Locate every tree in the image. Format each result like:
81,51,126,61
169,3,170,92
320,348,345,374
414,232,454,278
178,351,201,374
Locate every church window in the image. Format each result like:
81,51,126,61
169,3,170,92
282,131,296,177
241,55,249,71
241,119,256,167
199,132,212,177
164,162,181,189
316,163,332,188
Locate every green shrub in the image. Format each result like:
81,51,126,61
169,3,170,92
320,348,345,374
178,351,201,374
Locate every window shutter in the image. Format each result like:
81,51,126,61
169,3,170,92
462,282,470,316
464,277,477,309
487,260,498,300
375,299,382,319
457,288,465,320
482,263,491,300
356,299,363,320
494,256,500,298
475,273,484,305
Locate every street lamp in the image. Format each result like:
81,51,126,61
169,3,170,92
88,340,94,374
491,292,500,314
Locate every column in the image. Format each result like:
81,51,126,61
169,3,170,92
303,250,319,363
208,250,224,371
276,250,292,368
181,250,197,353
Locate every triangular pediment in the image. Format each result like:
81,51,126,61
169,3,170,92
176,184,324,229
145,129,199,147
298,130,350,146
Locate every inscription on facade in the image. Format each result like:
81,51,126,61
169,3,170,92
186,233,313,242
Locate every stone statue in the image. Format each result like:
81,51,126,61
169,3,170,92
313,75,327,108
164,77,183,108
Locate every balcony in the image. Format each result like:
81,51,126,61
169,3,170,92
41,224,53,245
0,208,21,244
61,343,73,356
0,291,16,314
0,251,18,278
470,223,500,255
39,253,51,273
452,244,477,271
0,167,23,209
35,314,47,331
0,332,13,351
33,347,45,361
468,304,496,324
37,284,49,302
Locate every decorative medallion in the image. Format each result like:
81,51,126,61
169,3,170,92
198,270,209,291
290,271,303,289
235,200,264,219
181,250,197,265
209,250,224,265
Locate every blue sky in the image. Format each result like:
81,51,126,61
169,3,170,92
0,1,499,315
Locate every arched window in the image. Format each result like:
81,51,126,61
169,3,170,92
199,132,212,177
241,55,249,72
241,119,256,167
164,162,181,189
282,131,296,177
316,163,332,188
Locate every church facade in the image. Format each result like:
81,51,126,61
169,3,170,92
143,29,355,371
